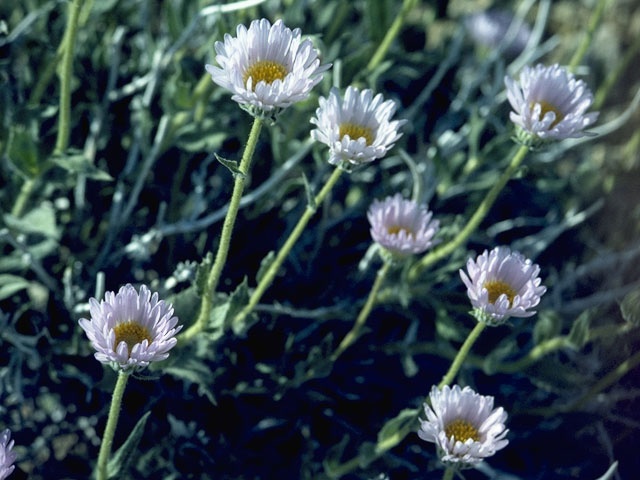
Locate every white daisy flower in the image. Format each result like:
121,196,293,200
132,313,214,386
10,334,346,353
464,9,531,56
310,86,405,170
0,429,16,480
367,194,439,257
460,246,546,326
205,18,330,117
79,284,182,371
505,63,599,144
418,385,509,467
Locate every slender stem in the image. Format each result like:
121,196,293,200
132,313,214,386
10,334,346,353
331,261,391,361
569,349,640,412
54,0,83,155
233,167,344,327
11,178,36,218
408,145,529,281
180,117,263,344
96,371,130,480
442,467,455,480
438,322,486,389
366,0,418,73
567,0,609,73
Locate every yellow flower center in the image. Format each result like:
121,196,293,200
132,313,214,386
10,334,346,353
339,123,374,146
483,280,517,306
387,225,413,238
444,419,480,443
532,100,564,128
113,321,152,353
243,60,288,89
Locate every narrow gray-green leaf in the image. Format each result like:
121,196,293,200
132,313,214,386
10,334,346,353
106,411,151,478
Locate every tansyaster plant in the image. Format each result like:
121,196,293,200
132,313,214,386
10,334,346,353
311,86,406,171
367,194,439,258
205,18,330,118
0,429,16,480
418,385,509,467
79,284,182,371
505,63,598,145
460,246,546,326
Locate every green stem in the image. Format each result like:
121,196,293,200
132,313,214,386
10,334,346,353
331,261,391,362
233,167,344,327
180,117,263,344
567,0,609,72
11,178,36,218
366,0,418,73
438,322,486,389
442,467,455,480
29,51,63,107
54,0,84,155
327,321,487,478
408,145,529,281
96,371,130,480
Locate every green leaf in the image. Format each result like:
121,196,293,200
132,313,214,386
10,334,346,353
0,274,30,300
255,251,275,285
106,411,151,478
301,172,316,211
4,202,60,239
620,288,640,326
215,153,245,178
176,123,226,153
52,152,113,181
168,286,201,330
568,309,593,349
195,252,213,297
8,126,40,178
322,435,350,478
376,408,418,448
533,311,563,345
227,277,250,334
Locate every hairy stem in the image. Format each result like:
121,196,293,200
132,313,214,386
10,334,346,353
366,0,418,73
54,0,84,155
567,0,609,72
233,167,344,327
96,371,130,480
438,322,486,389
408,144,529,281
180,117,263,344
331,261,391,361
442,467,455,480
11,178,36,218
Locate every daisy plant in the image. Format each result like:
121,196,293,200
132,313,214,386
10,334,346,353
79,284,181,480
232,86,405,328
324,5,608,477
331,194,439,362
408,63,597,282
181,18,329,344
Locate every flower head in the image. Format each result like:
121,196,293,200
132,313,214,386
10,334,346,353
460,246,546,325
205,18,330,117
311,86,405,170
367,194,439,257
505,63,598,144
465,9,531,56
79,284,182,371
0,429,16,480
418,385,508,467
